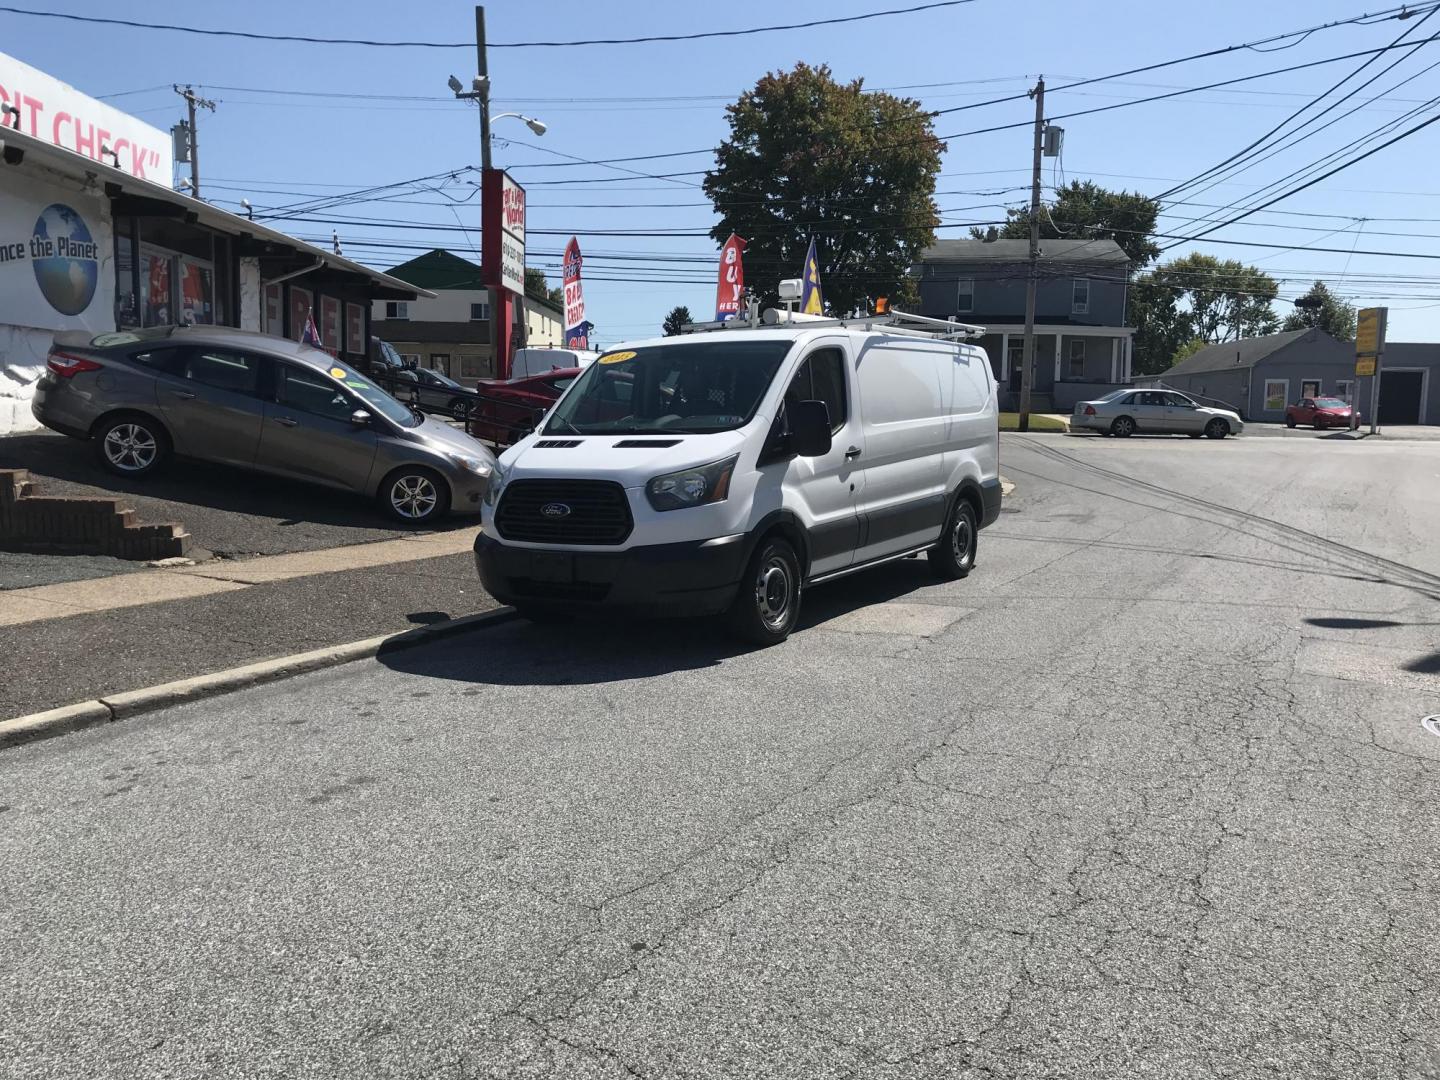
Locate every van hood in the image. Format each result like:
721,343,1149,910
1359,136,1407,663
501,428,752,488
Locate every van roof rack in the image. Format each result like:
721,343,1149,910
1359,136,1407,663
680,306,985,341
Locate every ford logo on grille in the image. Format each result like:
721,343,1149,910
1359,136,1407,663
540,502,572,518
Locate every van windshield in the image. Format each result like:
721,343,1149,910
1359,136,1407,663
544,340,791,435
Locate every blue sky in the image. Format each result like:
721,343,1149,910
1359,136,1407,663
8,0,1440,347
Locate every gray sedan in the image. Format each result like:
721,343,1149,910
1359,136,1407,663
32,325,496,524
1071,389,1244,439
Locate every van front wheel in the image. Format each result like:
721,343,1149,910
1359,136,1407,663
727,536,801,647
929,497,977,580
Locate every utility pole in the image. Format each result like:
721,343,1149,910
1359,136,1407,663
474,6,502,373
173,85,215,197
1018,77,1045,433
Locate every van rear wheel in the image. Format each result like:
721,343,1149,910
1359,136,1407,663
726,536,801,647
929,497,977,580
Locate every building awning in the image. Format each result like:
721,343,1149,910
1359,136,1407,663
0,124,434,300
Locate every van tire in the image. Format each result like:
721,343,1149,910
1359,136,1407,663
727,535,801,647
929,496,977,580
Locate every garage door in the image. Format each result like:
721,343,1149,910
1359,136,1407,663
1377,370,1423,424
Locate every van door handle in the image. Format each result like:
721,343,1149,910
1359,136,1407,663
169,390,196,401
844,446,862,460
274,417,299,427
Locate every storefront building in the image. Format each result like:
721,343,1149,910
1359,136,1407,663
0,51,429,434
371,249,565,381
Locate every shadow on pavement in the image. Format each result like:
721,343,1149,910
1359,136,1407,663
0,431,472,539
376,558,945,687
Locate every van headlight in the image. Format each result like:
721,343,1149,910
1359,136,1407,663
645,455,738,512
482,463,506,505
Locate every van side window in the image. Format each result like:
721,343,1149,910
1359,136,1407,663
787,348,847,433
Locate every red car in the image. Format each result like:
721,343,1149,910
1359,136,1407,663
1286,396,1355,430
468,368,581,445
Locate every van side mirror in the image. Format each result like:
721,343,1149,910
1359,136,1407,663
790,399,832,457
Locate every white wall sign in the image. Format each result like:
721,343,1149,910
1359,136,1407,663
499,172,524,294
0,170,113,333
0,51,173,181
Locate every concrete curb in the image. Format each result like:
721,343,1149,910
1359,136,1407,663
0,608,516,751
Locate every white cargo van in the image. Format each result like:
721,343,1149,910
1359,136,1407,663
510,347,599,379
475,309,1001,645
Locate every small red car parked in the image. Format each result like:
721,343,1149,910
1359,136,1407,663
1286,396,1355,430
468,368,581,446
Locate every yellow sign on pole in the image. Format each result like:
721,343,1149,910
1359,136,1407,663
1356,307,1385,356
1355,356,1377,377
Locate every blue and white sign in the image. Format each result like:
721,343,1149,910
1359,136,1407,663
0,173,112,332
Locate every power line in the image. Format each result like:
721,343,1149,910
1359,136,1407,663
1161,110,1440,251
1155,10,1439,202
0,1,978,49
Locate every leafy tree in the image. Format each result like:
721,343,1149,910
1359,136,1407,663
704,63,943,313
662,305,693,336
1282,280,1357,341
1171,338,1209,365
1129,276,1196,376
981,180,1161,267
525,267,563,307
1129,255,1281,373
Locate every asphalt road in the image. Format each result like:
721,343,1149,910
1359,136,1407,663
3,433,1438,1079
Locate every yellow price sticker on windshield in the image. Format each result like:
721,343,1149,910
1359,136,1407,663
599,350,637,365
329,366,347,379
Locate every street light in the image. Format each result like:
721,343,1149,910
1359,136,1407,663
491,112,547,137
239,198,253,220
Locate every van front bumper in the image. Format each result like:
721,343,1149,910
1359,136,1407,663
474,532,748,617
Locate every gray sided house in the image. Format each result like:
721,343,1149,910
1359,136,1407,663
1140,328,1438,425
915,238,1134,411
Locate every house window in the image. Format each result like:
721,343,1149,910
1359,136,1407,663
1072,278,1090,315
1336,380,1353,403
1300,379,1320,399
955,278,974,314
384,301,409,320
470,302,490,321
1006,341,1024,380
1263,379,1289,412
1067,339,1086,379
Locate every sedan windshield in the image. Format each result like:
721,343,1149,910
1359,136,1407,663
320,358,420,428
544,340,791,435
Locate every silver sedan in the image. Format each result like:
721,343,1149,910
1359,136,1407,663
1071,389,1244,439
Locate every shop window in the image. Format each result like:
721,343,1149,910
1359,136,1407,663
178,258,215,325
1263,380,1288,412
385,301,409,320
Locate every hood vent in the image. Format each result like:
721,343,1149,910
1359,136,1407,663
534,439,583,448
614,439,682,448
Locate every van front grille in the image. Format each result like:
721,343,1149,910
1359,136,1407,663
494,479,633,546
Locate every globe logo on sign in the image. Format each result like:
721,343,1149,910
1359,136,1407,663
32,204,99,316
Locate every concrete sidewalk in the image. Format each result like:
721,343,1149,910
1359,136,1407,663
1,527,478,627
1,529,497,721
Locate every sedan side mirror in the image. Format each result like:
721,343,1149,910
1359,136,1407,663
790,399,833,458
350,409,373,427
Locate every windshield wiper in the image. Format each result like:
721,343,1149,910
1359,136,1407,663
549,415,584,436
